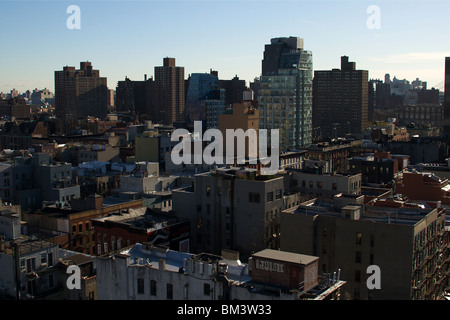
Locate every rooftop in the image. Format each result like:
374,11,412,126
284,196,440,226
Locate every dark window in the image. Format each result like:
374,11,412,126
204,283,211,296
356,232,362,245
267,192,273,202
249,192,260,203
150,280,157,296
355,270,361,282
276,189,282,199
355,251,361,264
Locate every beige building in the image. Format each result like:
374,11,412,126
290,171,362,199
218,102,259,160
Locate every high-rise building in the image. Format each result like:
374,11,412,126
444,57,450,136
280,194,448,300
258,37,313,149
218,101,259,159
54,62,108,120
151,57,185,126
184,72,220,124
313,56,369,139
218,75,246,106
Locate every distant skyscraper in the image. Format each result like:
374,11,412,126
218,75,246,106
313,56,369,139
115,75,150,115
444,57,450,136
258,37,313,149
151,57,185,125
184,72,220,124
54,62,108,120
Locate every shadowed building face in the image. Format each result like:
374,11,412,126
444,57,450,136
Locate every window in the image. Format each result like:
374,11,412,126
317,181,323,189
302,180,306,187
332,183,337,190
89,291,95,300
26,258,35,273
354,288,360,300
167,283,173,300
197,218,203,229
137,278,145,294
27,279,37,295
249,192,260,203
309,181,313,188
85,222,89,230
267,191,273,202
151,280,157,296
40,253,47,264
356,232,362,245
48,274,54,288
204,283,211,296
276,189,282,199
292,179,298,187
79,224,83,232
355,270,361,282
206,186,211,197
47,252,53,267
323,228,327,236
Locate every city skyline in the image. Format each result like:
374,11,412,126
0,0,449,93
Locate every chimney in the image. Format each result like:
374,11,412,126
159,259,166,271
0,235,4,252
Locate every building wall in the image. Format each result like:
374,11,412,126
290,172,362,198
280,206,447,300
312,56,369,138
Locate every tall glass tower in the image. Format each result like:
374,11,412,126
258,37,313,150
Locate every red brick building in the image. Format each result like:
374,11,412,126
92,208,190,255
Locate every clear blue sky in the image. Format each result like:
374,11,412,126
0,0,449,93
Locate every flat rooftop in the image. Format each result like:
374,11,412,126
285,199,438,226
118,243,193,273
252,249,318,266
